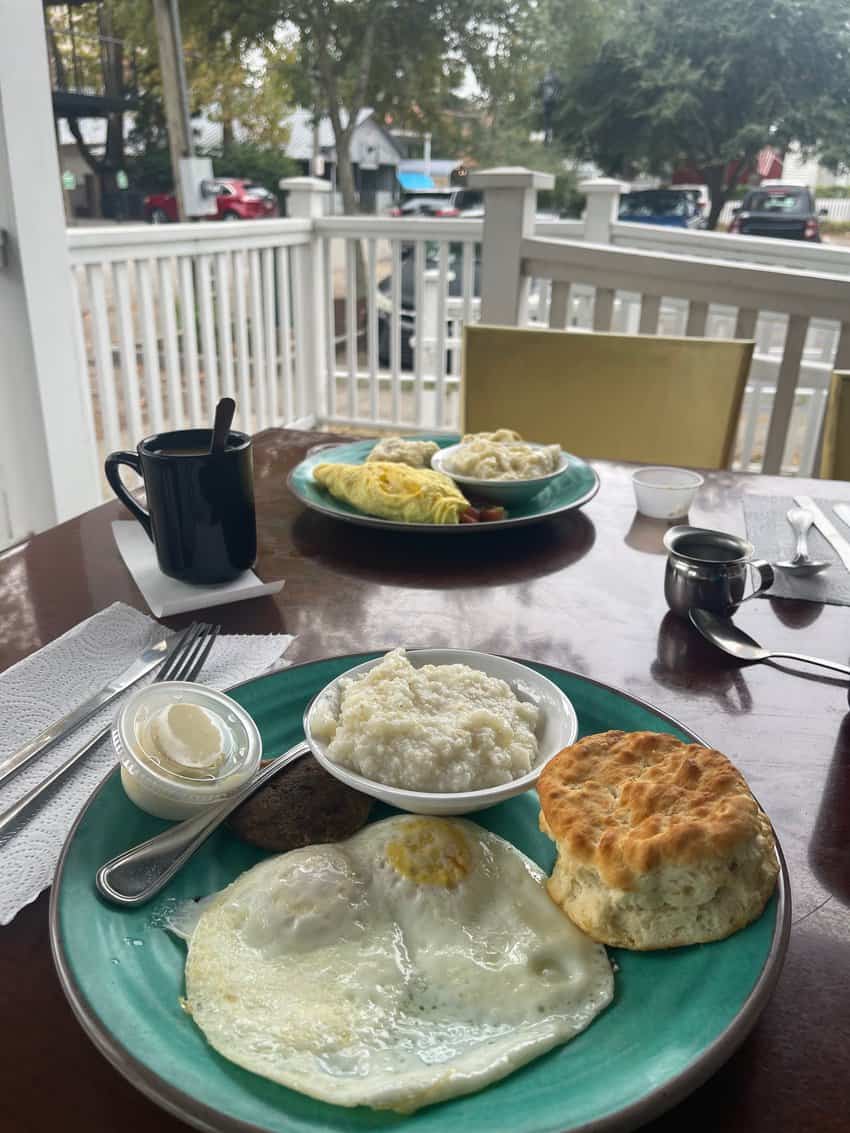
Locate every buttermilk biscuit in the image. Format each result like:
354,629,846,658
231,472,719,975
538,731,779,950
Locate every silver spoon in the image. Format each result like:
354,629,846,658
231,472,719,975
95,742,309,907
775,507,831,577
690,608,850,678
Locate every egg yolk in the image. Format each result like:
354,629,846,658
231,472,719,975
385,818,471,887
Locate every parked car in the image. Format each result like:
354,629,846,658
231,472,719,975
388,188,484,218
617,188,705,229
144,179,279,223
674,183,711,219
728,183,825,241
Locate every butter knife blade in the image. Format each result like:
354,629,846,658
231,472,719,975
833,503,850,532
0,637,170,789
794,496,850,573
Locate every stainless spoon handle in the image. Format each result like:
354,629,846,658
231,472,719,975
769,651,850,677
95,743,309,907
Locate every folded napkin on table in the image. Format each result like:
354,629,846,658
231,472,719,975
0,601,294,924
113,521,284,617
743,494,850,606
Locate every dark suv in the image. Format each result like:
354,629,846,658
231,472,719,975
729,184,825,241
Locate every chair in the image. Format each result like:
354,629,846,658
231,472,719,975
819,371,850,479
462,325,754,469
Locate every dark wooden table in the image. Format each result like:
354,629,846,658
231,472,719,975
1,428,848,1132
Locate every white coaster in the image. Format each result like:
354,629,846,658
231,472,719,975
112,522,284,617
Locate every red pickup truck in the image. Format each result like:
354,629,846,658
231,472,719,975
144,178,279,223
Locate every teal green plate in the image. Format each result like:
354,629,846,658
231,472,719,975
287,435,600,531
50,656,789,1133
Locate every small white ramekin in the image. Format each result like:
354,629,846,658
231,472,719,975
632,466,704,520
113,681,262,820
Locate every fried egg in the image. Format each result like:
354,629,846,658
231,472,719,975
181,816,613,1113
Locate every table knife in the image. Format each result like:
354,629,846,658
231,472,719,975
833,503,850,532
0,637,170,789
794,496,850,573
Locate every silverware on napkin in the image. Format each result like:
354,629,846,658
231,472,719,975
0,622,219,839
0,637,171,791
794,496,850,573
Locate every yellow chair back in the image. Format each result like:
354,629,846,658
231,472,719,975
462,325,754,469
819,371,850,480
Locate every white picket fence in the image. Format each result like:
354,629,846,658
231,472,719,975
53,172,850,546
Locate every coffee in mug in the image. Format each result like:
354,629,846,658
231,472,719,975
105,428,257,584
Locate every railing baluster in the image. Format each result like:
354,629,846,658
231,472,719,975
685,300,709,338
86,263,122,453
734,307,758,341
367,237,379,424
391,240,402,425
638,293,661,335
178,257,201,426
157,258,184,428
233,251,252,424
262,248,277,426
197,254,219,418
593,287,615,332
291,244,309,419
322,237,335,423
137,258,164,433
549,281,571,329
799,388,827,476
346,239,358,421
414,240,425,425
762,314,809,474
215,252,235,399
435,242,449,429
737,382,763,470
278,246,295,422
249,249,267,428
114,260,143,442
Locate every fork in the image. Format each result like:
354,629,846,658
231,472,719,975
0,622,220,838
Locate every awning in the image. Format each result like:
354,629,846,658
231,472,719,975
397,171,436,191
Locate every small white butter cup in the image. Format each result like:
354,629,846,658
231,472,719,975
632,467,704,520
113,681,262,820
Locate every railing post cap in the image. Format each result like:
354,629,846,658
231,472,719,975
468,167,556,190
580,177,628,194
278,176,332,193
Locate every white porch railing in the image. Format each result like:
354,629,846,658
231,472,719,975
8,166,843,548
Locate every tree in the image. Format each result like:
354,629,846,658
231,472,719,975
202,0,519,214
46,2,131,211
555,0,850,228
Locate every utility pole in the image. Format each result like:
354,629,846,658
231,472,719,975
152,0,193,221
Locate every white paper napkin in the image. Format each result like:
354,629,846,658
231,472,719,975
0,602,294,924
113,521,284,617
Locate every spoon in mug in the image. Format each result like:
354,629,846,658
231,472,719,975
775,507,831,577
210,397,236,456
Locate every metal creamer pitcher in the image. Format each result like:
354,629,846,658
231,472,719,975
663,526,774,617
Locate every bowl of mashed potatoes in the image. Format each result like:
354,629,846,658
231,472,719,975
304,648,578,814
432,430,570,506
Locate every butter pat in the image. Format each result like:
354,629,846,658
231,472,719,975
144,702,226,776
113,681,262,820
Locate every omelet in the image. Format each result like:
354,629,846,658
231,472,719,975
313,460,469,524
177,816,614,1112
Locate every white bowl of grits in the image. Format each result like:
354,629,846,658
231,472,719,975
303,648,578,815
432,431,570,506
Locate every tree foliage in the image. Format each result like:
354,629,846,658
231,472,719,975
555,0,850,227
